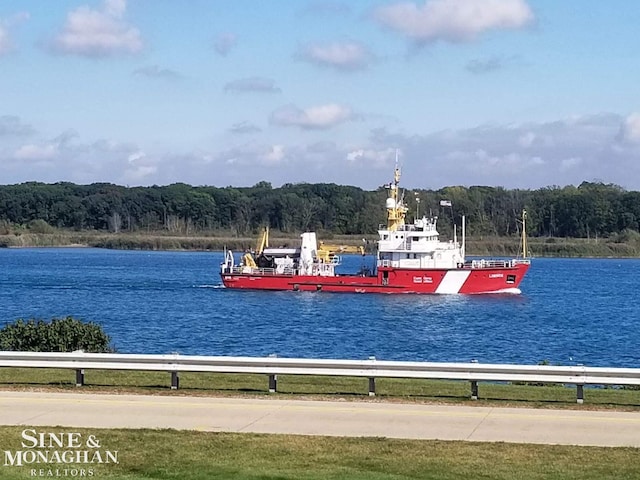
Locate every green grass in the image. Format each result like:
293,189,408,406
2,370,640,479
0,426,638,479
1,367,640,410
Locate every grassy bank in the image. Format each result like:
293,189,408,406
2,230,640,257
1,368,640,409
0,426,638,479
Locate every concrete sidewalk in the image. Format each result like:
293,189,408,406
1,391,639,447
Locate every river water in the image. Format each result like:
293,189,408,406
0,248,637,367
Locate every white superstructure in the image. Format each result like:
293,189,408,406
377,215,465,270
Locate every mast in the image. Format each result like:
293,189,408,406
521,209,528,258
461,215,466,260
385,153,408,231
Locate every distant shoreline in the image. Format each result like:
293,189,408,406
1,231,639,258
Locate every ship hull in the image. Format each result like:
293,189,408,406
221,263,529,295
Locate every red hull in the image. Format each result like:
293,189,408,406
221,262,530,294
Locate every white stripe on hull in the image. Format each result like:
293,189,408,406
435,270,471,294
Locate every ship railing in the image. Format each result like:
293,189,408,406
223,266,297,276
465,259,531,269
467,260,509,269
512,258,531,265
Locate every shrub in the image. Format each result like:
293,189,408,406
0,316,113,353
0,219,11,235
613,228,640,245
27,219,55,234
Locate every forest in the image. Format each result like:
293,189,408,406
0,179,639,242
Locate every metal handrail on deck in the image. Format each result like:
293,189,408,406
465,259,531,269
222,266,297,276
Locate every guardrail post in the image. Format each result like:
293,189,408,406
576,384,584,404
75,369,84,387
268,374,277,393
470,359,479,400
171,371,180,390
268,354,277,393
470,381,479,400
368,356,376,396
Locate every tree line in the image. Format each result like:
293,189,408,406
1,179,639,239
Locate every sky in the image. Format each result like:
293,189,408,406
1,0,640,190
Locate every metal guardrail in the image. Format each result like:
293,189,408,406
1,351,638,403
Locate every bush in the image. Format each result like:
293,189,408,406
0,316,113,353
0,219,11,235
27,219,55,234
612,228,640,245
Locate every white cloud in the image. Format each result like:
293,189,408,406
213,143,292,170
214,33,237,56
263,145,286,164
223,77,281,94
270,103,355,130
123,165,157,181
0,12,30,54
4,130,158,185
361,114,639,189
133,65,182,81
0,116,35,136
124,151,158,181
373,0,534,44
51,0,142,57
297,41,374,71
560,157,582,171
518,131,536,148
0,25,10,55
13,130,77,161
346,148,397,168
619,113,640,144
14,143,58,161
466,55,519,74
105,0,126,17
229,122,261,134
127,150,145,163
6,113,640,190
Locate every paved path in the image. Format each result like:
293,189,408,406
1,391,639,447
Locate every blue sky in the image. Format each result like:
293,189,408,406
1,0,640,190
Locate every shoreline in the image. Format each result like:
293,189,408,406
1,232,639,258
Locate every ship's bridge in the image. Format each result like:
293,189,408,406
377,216,464,269
378,216,443,252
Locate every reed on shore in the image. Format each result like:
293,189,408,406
2,230,640,257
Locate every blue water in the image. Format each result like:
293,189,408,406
0,248,638,367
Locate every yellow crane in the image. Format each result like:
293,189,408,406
255,226,269,255
242,226,269,268
317,241,364,263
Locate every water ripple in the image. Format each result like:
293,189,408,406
0,249,639,367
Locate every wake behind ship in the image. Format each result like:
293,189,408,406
220,166,530,294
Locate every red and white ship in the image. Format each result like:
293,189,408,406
220,166,530,294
